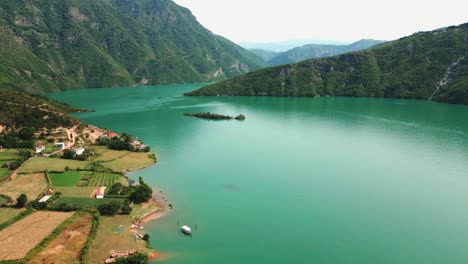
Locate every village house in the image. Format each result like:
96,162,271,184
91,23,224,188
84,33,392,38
35,145,45,155
75,147,85,156
107,132,119,138
1,162,10,169
96,186,106,199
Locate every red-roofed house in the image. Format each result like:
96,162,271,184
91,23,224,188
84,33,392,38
96,186,106,199
107,132,119,138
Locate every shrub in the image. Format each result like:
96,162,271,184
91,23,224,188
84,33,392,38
31,200,47,210
98,201,121,216
16,194,27,208
129,181,152,204
62,149,76,159
121,199,132,215
115,253,148,264
0,194,13,207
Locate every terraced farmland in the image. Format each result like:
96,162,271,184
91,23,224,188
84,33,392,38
87,172,122,187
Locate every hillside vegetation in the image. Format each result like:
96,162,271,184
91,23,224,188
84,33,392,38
187,23,468,105
0,0,262,93
0,89,79,129
266,39,384,66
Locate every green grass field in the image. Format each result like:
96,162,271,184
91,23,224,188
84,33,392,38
50,197,124,210
49,172,83,186
0,150,18,161
0,150,17,180
87,172,123,187
90,147,155,172
18,158,90,173
54,186,96,198
0,167,11,180
43,143,61,154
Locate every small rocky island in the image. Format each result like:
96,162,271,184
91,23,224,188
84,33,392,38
184,112,246,120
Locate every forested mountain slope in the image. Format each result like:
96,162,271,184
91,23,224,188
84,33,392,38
0,0,262,93
187,24,468,105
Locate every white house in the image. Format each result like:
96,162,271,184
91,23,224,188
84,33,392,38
55,142,65,149
35,145,45,154
38,195,52,203
75,147,85,156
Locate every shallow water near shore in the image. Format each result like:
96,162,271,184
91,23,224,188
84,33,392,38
49,84,468,264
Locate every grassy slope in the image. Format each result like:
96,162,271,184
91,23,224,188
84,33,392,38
187,23,468,105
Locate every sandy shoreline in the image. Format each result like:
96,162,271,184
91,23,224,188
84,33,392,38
139,190,171,226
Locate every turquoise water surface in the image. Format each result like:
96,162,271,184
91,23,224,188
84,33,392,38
49,84,468,264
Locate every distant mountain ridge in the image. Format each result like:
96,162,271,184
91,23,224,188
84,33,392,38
0,0,262,93
257,39,384,66
186,23,468,105
240,39,350,52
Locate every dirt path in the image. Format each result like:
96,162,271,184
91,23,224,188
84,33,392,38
65,126,79,148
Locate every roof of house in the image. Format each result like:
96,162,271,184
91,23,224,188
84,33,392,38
96,186,106,196
38,195,52,203
107,132,118,137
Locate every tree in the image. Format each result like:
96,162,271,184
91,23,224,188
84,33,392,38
129,182,152,204
142,234,150,242
19,127,35,140
121,199,133,215
62,149,76,159
98,201,121,216
16,194,27,208
108,182,123,195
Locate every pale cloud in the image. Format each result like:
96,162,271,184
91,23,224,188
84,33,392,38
173,0,468,43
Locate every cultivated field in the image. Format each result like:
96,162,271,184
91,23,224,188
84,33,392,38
18,158,90,173
0,208,26,225
54,186,96,198
0,173,48,201
88,172,123,187
49,172,82,186
29,214,93,264
0,211,74,260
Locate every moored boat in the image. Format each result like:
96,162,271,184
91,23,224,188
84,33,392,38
181,225,192,234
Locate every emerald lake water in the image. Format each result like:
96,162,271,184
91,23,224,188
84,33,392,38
49,84,468,264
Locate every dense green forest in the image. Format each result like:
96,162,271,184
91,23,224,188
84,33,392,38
0,0,262,93
187,23,468,105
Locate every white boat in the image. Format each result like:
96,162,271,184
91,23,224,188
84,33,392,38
181,225,192,234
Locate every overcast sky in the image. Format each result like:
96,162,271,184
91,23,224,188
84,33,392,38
173,0,467,43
